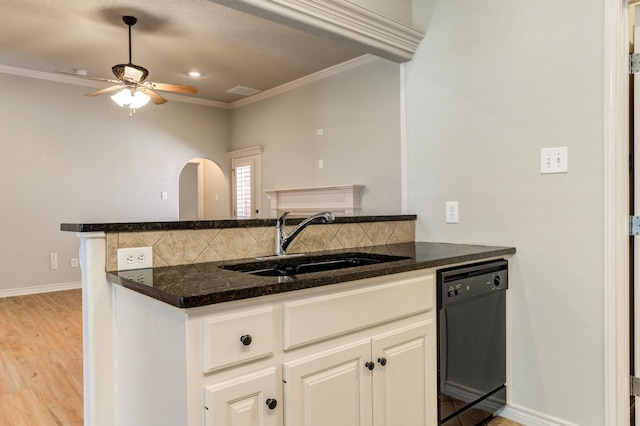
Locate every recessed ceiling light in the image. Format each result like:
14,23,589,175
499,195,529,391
188,71,201,78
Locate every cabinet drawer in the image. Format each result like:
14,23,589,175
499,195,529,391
202,306,275,373
283,273,433,350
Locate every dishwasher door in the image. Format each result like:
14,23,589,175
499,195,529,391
438,260,508,425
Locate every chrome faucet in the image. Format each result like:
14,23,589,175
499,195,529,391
275,211,335,256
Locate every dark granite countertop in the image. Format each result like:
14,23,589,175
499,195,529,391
106,242,516,308
61,215,416,233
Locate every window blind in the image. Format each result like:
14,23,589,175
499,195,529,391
235,165,252,219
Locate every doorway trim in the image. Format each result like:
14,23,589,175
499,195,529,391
228,146,264,219
604,0,630,424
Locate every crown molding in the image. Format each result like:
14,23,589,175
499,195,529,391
230,54,377,108
210,0,425,63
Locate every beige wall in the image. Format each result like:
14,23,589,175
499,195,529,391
405,1,604,424
0,72,231,294
230,58,402,216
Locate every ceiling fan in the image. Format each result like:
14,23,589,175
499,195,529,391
61,16,198,114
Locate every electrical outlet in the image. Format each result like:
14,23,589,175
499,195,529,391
446,201,459,224
50,252,58,270
117,247,153,271
70,258,79,268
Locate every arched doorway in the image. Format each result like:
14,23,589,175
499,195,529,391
178,158,229,220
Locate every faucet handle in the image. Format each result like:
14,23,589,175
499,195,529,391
277,211,291,226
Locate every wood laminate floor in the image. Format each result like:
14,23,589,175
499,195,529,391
0,289,83,425
0,289,523,426
489,417,522,426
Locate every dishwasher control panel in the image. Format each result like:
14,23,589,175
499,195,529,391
438,259,508,306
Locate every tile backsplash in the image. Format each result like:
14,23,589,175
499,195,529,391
105,220,415,271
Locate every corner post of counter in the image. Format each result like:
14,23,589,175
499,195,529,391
77,231,114,426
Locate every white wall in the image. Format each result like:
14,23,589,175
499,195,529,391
0,72,231,295
230,58,402,216
405,1,604,425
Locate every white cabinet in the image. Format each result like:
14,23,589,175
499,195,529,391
283,320,433,426
204,367,282,426
113,269,436,426
372,321,435,426
283,340,373,426
202,306,275,373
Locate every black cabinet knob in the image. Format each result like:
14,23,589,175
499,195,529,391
266,398,277,410
365,361,375,371
240,335,252,346
377,357,387,366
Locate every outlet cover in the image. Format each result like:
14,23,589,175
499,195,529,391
117,247,153,271
446,201,459,224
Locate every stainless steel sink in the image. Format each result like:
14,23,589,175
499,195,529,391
220,252,410,277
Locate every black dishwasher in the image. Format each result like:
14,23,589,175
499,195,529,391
437,259,508,425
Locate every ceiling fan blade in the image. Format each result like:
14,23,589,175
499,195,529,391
85,85,123,97
145,89,168,105
56,71,121,84
148,82,198,95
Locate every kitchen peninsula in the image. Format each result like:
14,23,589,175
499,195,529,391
61,216,515,426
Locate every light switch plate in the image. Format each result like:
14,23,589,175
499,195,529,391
540,147,568,174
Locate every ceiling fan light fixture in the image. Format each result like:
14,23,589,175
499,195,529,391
129,91,151,108
111,88,133,106
68,15,197,112
111,88,151,109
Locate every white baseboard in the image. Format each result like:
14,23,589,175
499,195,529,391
0,281,82,298
498,404,578,426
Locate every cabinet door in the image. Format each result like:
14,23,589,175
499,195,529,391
371,320,436,426
283,340,372,426
204,367,282,426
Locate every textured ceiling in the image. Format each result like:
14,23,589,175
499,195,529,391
0,0,368,104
